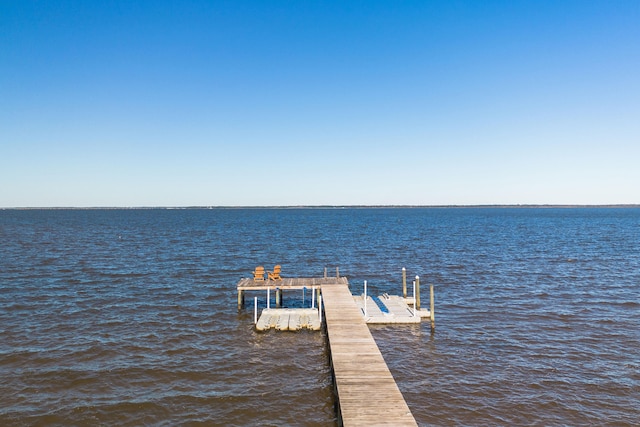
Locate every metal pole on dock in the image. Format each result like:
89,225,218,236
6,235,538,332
415,275,421,311
312,286,316,309
430,284,435,332
336,267,340,278
363,280,368,317
412,280,416,317
324,267,327,278
254,297,258,324
402,267,407,299
318,294,323,324
276,288,281,308
267,288,270,309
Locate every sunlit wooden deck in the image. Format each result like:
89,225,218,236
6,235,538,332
236,276,349,290
237,274,419,425
321,283,418,426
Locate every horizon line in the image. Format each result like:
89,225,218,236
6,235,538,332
2,204,640,210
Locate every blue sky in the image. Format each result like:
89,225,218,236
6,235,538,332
2,0,639,207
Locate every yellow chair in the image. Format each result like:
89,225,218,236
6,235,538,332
268,265,282,281
253,266,265,281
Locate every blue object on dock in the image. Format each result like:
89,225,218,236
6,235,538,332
372,295,390,313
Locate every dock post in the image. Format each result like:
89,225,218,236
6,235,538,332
402,267,407,298
412,280,417,317
363,280,368,317
267,288,270,309
318,294,323,324
237,289,245,310
430,284,435,332
415,275,421,311
312,286,316,309
276,288,281,308
336,267,340,278
324,267,327,278
254,297,258,324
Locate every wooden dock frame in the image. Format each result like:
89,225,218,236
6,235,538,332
236,276,347,310
237,275,418,426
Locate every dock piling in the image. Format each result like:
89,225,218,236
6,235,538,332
237,289,245,310
415,275,421,311
402,267,407,298
430,284,435,332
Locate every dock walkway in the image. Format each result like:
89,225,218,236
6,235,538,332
321,284,418,426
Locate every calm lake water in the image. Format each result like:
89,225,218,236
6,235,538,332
1,207,639,426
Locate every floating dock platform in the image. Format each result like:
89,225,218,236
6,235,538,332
354,294,431,324
255,308,321,331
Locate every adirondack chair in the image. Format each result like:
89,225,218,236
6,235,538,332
268,265,282,281
253,266,265,281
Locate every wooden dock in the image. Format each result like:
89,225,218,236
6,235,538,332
236,276,349,291
237,275,421,425
321,283,418,426
237,276,349,309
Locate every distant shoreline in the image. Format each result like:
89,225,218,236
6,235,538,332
2,204,640,210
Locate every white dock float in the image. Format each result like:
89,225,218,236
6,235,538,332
354,294,431,324
256,308,321,331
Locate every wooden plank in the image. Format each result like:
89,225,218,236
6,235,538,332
321,284,418,427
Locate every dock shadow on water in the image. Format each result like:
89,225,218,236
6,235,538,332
1,207,639,426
